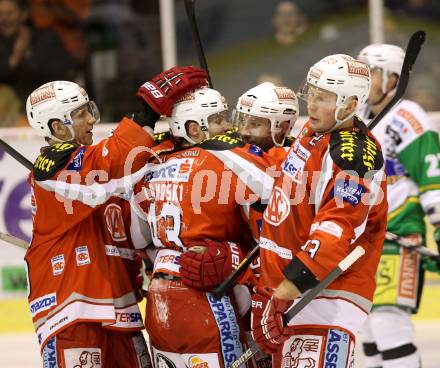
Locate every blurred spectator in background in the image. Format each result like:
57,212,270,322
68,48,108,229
272,0,307,46
27,0,90,66
0,0,76,125
84,0,162,121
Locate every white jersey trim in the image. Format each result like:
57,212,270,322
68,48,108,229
285,296,368,335
36,161,151,207
259,236,292,260
207,149,274,202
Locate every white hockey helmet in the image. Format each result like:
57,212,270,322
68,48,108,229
26,81,100,142
169,87,228,144
234,82,298,146
299,54,371,128
358,43,405,95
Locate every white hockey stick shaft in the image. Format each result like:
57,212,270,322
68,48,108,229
385,231,440,259
0,231,28,249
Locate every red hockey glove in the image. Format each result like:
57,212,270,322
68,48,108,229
179,239,243,290
251,287,291,354
137,66,208,116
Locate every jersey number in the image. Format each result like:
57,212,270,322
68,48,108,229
425,153,440,177
148,202,184,249
300,239,320,259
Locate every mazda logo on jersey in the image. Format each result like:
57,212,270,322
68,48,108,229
30,292,57,317
264,186,290,225
104,204,127,242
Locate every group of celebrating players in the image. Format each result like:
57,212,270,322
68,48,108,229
23,41,440,368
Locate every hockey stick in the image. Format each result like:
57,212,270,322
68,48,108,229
0,138,33,170
230,245,366,368
184,0,213,87
213,31,426,299
385,231,440,262
212,245,259,298
0,231,28,249
368,30,425,131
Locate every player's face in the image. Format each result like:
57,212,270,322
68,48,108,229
304,86,338,133
367,67,384,105
207,111,231,137
236,112,274,151
71,103,99,146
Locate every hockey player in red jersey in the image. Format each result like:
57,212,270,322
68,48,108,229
233,82,299,279
25,66,207,367
250,54,387,368
132,85,282,368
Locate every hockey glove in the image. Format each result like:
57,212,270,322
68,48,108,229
179,239,243,290
137,66,208,116
251,287,291,354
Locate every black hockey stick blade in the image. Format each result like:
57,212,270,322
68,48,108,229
368,30,426,131
0,138,33,170
212,245,259,299
184,0,214,87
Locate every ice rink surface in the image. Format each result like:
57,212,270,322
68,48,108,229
1,321,439,368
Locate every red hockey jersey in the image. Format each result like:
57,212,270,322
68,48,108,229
26,117,154,349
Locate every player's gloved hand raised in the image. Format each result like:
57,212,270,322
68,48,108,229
179,239,243,290
137,66,208,116
251,287,291,354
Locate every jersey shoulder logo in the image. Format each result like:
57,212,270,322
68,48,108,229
330,130,383,177
33,143,79,181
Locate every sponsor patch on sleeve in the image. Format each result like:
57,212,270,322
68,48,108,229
331,179,367,206
282,149,305,182
51,254,65,276
317,221,343,238
248,144,264,157
66,147,86,171
75,246,91,266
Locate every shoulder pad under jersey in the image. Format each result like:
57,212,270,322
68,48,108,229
153,131,172,144
33,142,80,181
330,130,383,177
198,130,245,151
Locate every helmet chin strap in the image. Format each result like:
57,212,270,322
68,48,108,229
48,121,76,143
370,73,398,108
183,123,209,145
271,130,284,147
324,106,355,133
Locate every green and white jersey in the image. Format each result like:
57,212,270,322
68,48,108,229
359,99,440,310
367,99,440,237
